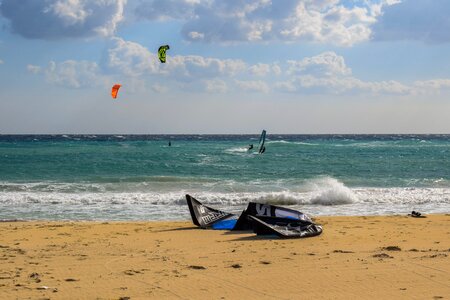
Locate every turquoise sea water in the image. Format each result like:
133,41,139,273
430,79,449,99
0,134,449,220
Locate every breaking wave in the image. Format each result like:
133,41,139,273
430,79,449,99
0,176,449,220
308,177,357,205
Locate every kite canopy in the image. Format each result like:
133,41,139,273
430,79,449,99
158,45,170,63
111,84,121,99
185,194,323,239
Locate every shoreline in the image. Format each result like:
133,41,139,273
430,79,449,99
1,211,449,222
1,215,449,299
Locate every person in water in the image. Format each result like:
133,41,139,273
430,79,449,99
248,144,253,150
168,141,171,147
259,146,266,154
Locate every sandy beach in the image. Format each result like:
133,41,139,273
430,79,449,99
0,215,449,299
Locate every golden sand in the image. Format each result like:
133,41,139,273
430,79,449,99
0,215,449,299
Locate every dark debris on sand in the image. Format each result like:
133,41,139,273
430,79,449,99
373,253,393,259
382,246,401,251
188,265,206,270
333,250,354,253
29,272,41,283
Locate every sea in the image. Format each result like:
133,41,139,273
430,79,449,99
0,134,449,221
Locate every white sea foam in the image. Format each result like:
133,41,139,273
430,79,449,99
307,177,357,205
0,177,449,220
224,147,250,153
0,187,448,207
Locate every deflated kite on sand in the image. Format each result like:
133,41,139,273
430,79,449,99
186,194,323,238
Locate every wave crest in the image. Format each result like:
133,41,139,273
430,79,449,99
308,177,357,205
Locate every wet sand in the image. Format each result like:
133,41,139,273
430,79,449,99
0,215,449,299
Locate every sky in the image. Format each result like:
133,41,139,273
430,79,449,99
0,0,450,134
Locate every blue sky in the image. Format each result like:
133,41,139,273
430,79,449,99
0,0,449,134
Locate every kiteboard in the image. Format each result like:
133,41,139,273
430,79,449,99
248,215,323,238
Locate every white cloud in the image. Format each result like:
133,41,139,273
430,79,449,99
272,65,282,76
248,63,271,76
287,51,351,77
28,38,450,97
0,0,126,39
277,51,410,95
369,0,401,18
414,79,450,89
168,55,247,80
412,79,450,95
205,79,228,93
188,31,205,40
362,80,410,94
27,64,41,74
46,0,90,26
235,80,270,93
283,72,410,95
274,81,297,92
106,37,160,76
136,0,398,46
105,38,247,81
29,53,450,96
373,0,450,43
278,2,377,46
44,60,107,88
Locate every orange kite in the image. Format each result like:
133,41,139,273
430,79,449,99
111,84,121,99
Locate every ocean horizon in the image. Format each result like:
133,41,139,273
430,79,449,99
1,134,449,221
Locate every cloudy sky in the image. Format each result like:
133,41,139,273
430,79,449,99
1,0,450,134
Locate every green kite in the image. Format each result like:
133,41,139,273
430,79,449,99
158,45,170,63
